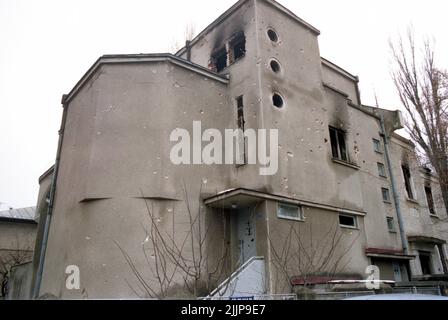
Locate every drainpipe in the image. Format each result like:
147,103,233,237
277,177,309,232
32,95,68,298
380,114,409,256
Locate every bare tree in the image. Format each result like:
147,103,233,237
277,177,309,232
0,244,33,297
390,29,448,214
269,220,359,294
116,184,231,299
170,22,196,53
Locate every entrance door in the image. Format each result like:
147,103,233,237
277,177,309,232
237,209,256,265
392,262,402,282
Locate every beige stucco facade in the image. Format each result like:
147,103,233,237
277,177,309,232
31,0,448,299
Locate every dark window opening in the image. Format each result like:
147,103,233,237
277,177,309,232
402,165,414,199
373,138,382,153
386,217,395,232
425,185,436,215
377,162,387,177
419,251,432,275
329,126,348,162
339,214,357,228
229,33,246,63
212,47,227,73
272,93,284,108
270,60,281,73
267,29,279,42
382,188,391,202
236,96,245,131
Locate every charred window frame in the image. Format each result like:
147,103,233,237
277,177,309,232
210,32,246,73
229,32,246,64
211,47,228,73
425,184,436,216
401,165,414,200
329,126,348,162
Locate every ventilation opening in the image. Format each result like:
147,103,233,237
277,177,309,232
270,60,281,73
267,29,279,42
272,93,284,108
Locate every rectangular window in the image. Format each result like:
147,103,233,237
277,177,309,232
425,185,436,215
377,162,387,177
277,203,304,221
236,96,245,131
329,126,348,162
212,47,227,72
229,32,246,63
339,214,358,228
402,165,414,199
419,251,432,275
373,138,382,153
382,188,391,202
386,217,395,232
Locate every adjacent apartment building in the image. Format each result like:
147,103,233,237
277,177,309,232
30,0,448,299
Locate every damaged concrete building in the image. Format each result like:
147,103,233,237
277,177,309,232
30,0,448,299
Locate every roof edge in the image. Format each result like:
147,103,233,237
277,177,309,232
39,165,55,184
321,57,358,82
64,54,229,104
176,0,320,56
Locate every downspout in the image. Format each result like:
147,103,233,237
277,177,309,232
32,94,68,298
380,114,409,256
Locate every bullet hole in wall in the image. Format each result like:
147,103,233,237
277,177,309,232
270,59,281,73
267,29,279,42
272,93,284,108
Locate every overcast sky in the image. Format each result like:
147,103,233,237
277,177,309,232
1,0,447,209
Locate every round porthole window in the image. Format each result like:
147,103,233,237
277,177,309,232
270,59,281,73
267,29,279,42
272,93,284,109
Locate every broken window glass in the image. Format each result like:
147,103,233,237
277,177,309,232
329,126,348,161
425,185,436,215
402,165,414,199
211,47,227,72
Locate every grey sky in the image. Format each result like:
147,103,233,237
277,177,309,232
1,0,447,209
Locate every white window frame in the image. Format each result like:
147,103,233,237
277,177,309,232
277,203,305,222
338,214,358,229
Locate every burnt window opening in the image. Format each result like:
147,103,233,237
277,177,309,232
401,165,414,199
272,93,284,108
212,47,228,73
329,126,348,162
229,32,246,64
267,29,279,42
236,96,245,131
270,60,281,73
425,185,436,215
210,32,246,73
382,187,391,202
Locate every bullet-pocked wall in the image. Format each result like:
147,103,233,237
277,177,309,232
39,61,235,298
